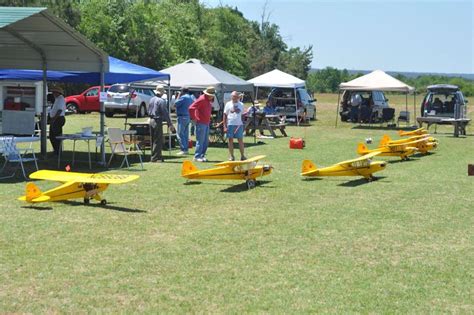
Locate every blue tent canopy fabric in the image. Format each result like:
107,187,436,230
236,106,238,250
0,56,169,84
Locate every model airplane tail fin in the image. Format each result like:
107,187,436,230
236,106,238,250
301,160,317,174
181,160,199,177
25,182,42,202
379,134,391,146
357,143,369,155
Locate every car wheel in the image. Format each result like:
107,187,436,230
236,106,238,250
137,103,147,118
66,103,79,114
105,112,114,118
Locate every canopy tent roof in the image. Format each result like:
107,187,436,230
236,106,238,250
0,7,108,72
339,70,415,92
248,69,305,88
0,56,169,84
138,59,252,92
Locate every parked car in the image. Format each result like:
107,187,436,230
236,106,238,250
104,84,155,117
266,87,317,121
420,84,468,119
65,85,110,114
339,90,392,123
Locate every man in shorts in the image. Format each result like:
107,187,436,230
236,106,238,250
223,91,246,161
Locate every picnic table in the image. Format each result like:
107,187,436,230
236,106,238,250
417,116,470,137
244,113,287,138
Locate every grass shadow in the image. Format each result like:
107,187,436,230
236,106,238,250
388,157,419,164
59,200,147,213
351,125,398,131
21,205,53,211
183,181,202,186
338,176,387,187
220,180,274,193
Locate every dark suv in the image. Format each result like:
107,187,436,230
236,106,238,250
420,84,468,119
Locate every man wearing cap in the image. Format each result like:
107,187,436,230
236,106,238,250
174,87,194,155
189,86,215,162
223,91,246,161
148,85,176,163
49,87,66,155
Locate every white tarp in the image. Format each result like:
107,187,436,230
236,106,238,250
248,69,305,88
339,70,414,92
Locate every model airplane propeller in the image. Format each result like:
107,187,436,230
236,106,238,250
301,152,386,181
18,170,139,205
181,155,272,189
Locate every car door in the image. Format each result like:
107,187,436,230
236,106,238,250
83,87,100,111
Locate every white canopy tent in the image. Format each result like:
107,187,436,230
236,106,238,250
0,6,109,158
248,69,306,125
336,70,416,126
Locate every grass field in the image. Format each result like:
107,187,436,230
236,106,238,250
1,93,473,312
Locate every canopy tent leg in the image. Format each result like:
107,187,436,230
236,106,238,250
294,87,299,126
405,92,408,126
41,64,47,158
168,83,171,154
413,92,417,127
100,64,106,166
335,90,341,127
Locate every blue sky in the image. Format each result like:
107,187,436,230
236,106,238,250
204,0,473,74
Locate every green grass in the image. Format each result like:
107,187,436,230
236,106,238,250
1,94,473,313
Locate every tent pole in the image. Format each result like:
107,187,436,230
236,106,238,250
248,92,257,144
413,91,417,127
295,87,299,126
41,62,47,159
100,63,106,166
335,90,341,127
168,83,171,154
405,92,408,127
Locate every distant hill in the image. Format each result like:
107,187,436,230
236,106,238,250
310,69,474,80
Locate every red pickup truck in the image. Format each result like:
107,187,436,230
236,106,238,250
65,85,110,114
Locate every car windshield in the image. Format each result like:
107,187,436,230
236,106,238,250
297,88,312,103
108,85,130,93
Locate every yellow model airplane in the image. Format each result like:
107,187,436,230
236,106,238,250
398,127,428,137
18,170,139,205
181,155,272,189
357,142,418,160
380,134,438,154
301,152,386,181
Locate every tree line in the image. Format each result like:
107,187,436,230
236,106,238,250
3,0,313,81
306,67,474,96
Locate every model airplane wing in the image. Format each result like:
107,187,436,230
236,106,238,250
337,152,381,168
214,155,266,167
29,170,139,184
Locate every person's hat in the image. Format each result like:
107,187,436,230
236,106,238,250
154,84,165,95
203,86,216,97
50,87,64,95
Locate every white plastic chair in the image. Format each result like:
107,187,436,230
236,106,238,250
0,136,38,179
107,128,143,170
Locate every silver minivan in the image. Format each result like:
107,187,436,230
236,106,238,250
266,87,317,121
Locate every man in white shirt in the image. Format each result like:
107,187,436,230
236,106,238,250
223,91,246,161
49,87,66,155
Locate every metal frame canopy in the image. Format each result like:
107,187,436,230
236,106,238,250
248,69,306,126
336,70,416,127
0,6,109,158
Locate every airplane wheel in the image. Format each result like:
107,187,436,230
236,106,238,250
100,199,107,206
246,179,256,190
83,198,90,204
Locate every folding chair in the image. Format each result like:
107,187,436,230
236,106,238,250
0,136,38,180
107,128,143,170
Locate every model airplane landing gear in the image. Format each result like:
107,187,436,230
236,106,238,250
83,198,90,204
246,179,256,189
100,199,107,206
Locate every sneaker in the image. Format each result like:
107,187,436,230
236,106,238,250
201,157,208,162
240,156,247,161
228,156,235,161
177,151,188,156
193,157,204,162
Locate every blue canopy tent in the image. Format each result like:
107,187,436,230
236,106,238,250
0,56,170,84
0,56,170,163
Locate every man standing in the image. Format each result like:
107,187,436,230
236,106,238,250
148,85,176,163
49,87,66,155
174,87,194,155
189,86,215,162
223,91,246,161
